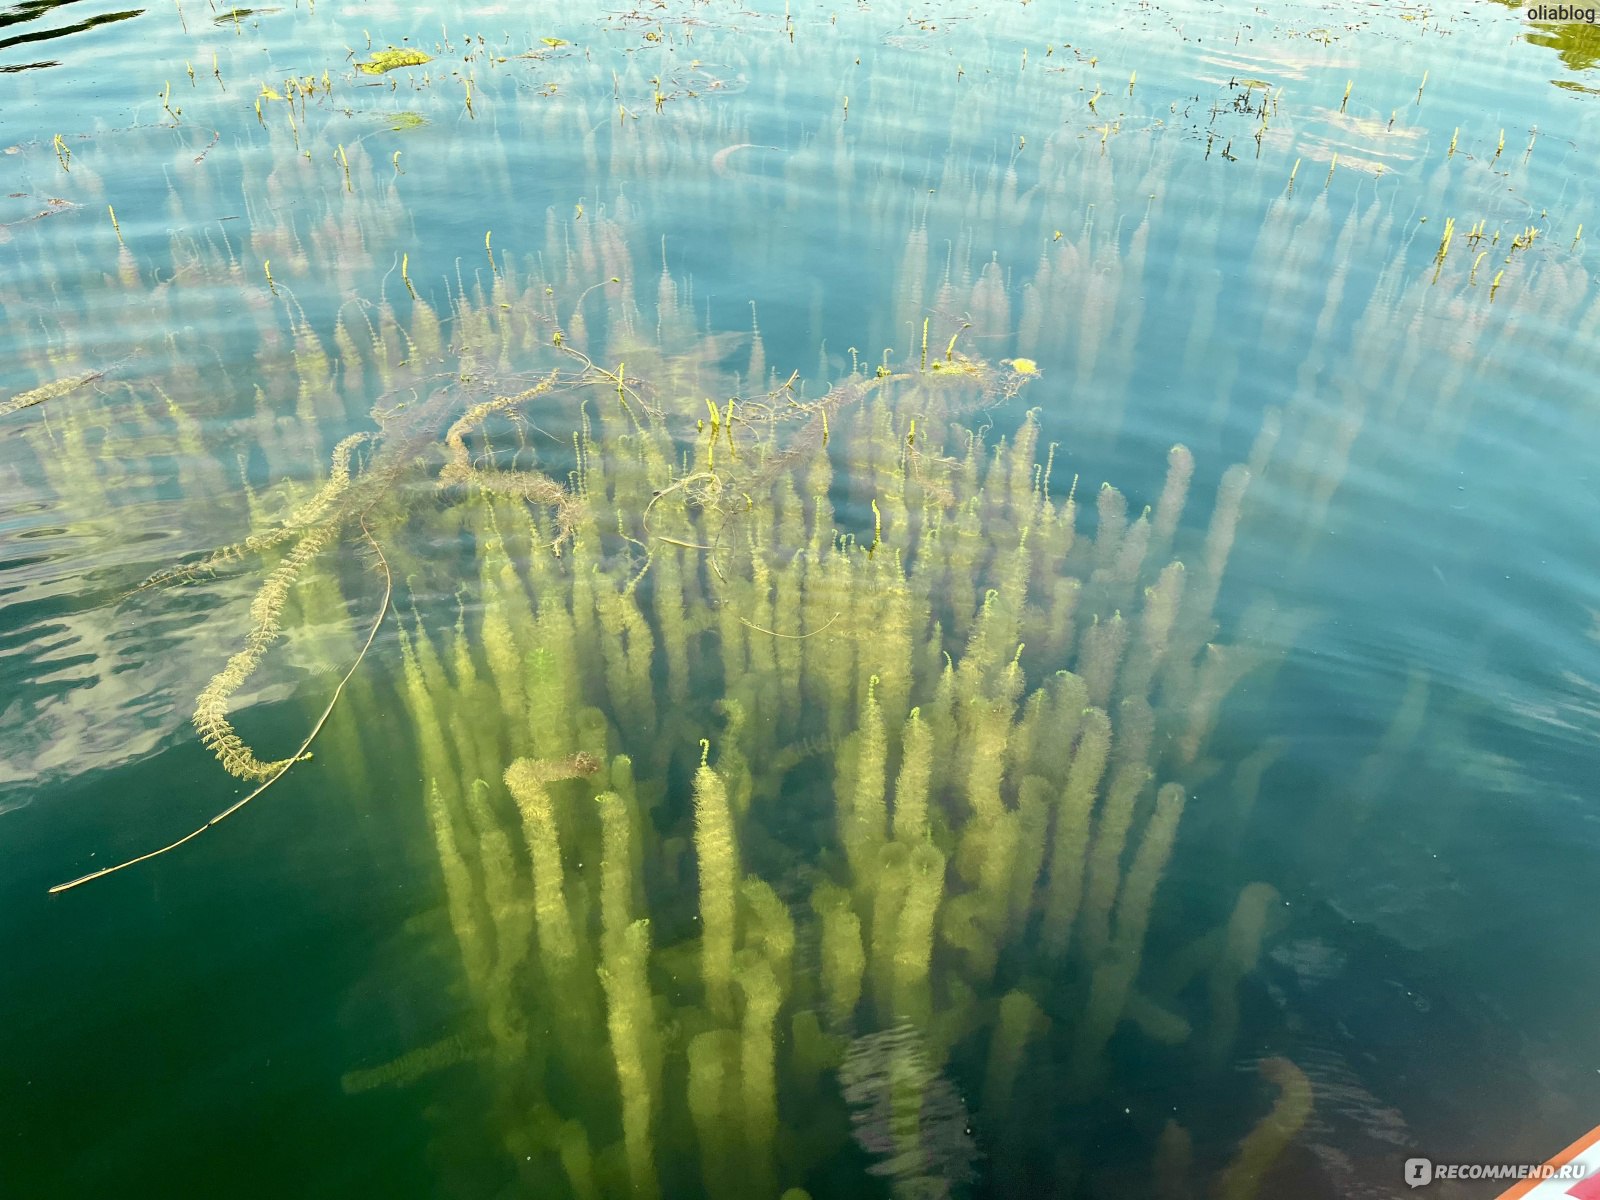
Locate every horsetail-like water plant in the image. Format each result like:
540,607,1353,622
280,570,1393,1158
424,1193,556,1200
12,15,1588,1193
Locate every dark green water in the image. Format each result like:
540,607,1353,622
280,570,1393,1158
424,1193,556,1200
4,2,1600,1197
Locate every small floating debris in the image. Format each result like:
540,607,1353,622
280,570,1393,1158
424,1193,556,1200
0,193,76,231
357,48,433,75
213,7,283,24
1,368,105,418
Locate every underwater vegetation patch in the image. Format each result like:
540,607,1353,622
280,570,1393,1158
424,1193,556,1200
15,5,1591,1193
31,249,1296,1195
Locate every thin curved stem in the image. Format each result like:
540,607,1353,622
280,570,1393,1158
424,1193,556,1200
50,515,393,895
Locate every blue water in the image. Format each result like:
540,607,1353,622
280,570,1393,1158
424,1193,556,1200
4,1,1600,1197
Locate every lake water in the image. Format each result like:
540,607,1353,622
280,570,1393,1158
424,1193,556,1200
4,1,1600,1197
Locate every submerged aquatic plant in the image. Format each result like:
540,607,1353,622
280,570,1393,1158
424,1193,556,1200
7,14,1447,1189
16,200,1310,1192
31,252,1286,1194
6,4,1595,1191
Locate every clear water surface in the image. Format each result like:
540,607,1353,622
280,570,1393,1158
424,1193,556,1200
3,1,1599,1197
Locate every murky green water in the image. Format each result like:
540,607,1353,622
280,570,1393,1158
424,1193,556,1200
5,1,1600,1197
